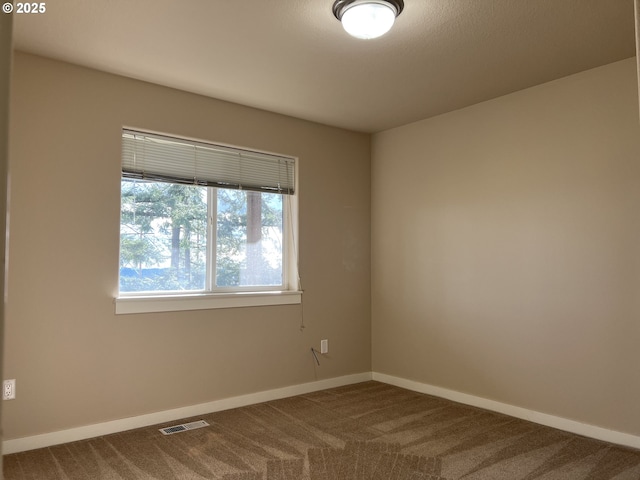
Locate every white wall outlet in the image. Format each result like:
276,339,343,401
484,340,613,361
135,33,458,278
3,379,15,400
320,339,328,354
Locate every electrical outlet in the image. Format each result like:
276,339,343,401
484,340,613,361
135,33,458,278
3,379,15,400
320,339,328,354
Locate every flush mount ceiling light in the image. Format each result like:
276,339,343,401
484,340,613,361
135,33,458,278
333,0,404,39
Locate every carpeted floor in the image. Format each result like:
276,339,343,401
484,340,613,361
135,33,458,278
4,381,640,479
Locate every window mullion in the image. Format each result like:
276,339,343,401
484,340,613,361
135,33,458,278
207,188,217,292
282,196,289,290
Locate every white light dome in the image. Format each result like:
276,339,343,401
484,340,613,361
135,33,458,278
333,0,404,40
342,2,397,39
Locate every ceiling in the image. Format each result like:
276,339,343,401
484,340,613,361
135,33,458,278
12,0,637,133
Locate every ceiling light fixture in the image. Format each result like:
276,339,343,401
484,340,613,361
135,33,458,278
333,0,404,40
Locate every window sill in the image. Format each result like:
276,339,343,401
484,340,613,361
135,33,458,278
115,291,302,315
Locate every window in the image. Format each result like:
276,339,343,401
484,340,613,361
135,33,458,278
116,130,300,314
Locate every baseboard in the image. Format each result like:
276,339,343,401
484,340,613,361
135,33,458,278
6,371,639,455
372,372,640,450
2,372,373,454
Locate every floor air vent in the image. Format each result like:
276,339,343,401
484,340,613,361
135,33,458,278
159,420,210,435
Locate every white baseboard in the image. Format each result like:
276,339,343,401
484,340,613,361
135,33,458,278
5,372,639,455
2,372,373,454
372,372,640,450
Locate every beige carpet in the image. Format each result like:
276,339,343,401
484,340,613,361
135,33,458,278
4,381,640,479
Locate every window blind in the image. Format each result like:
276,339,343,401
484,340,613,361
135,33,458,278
122,130,295,195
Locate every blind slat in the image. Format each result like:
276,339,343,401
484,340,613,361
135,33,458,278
122,130,295,195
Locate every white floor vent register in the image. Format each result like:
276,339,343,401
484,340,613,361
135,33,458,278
159,420,210,435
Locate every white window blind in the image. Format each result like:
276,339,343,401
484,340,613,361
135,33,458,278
122,129,295,195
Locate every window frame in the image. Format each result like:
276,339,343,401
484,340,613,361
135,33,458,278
115,129,301,314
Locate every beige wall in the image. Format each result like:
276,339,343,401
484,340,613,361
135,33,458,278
6,49,640,443
3,52,371,440
1,7,13,464
372,58,640,435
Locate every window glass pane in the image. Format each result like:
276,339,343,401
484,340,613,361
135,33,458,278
216,190,283,288
119,180,208,292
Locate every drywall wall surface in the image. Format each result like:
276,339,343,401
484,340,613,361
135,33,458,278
372,58,640,435
0,10,13,464
4,52,371,439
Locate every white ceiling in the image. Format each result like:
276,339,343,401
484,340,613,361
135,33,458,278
12,0,637,133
